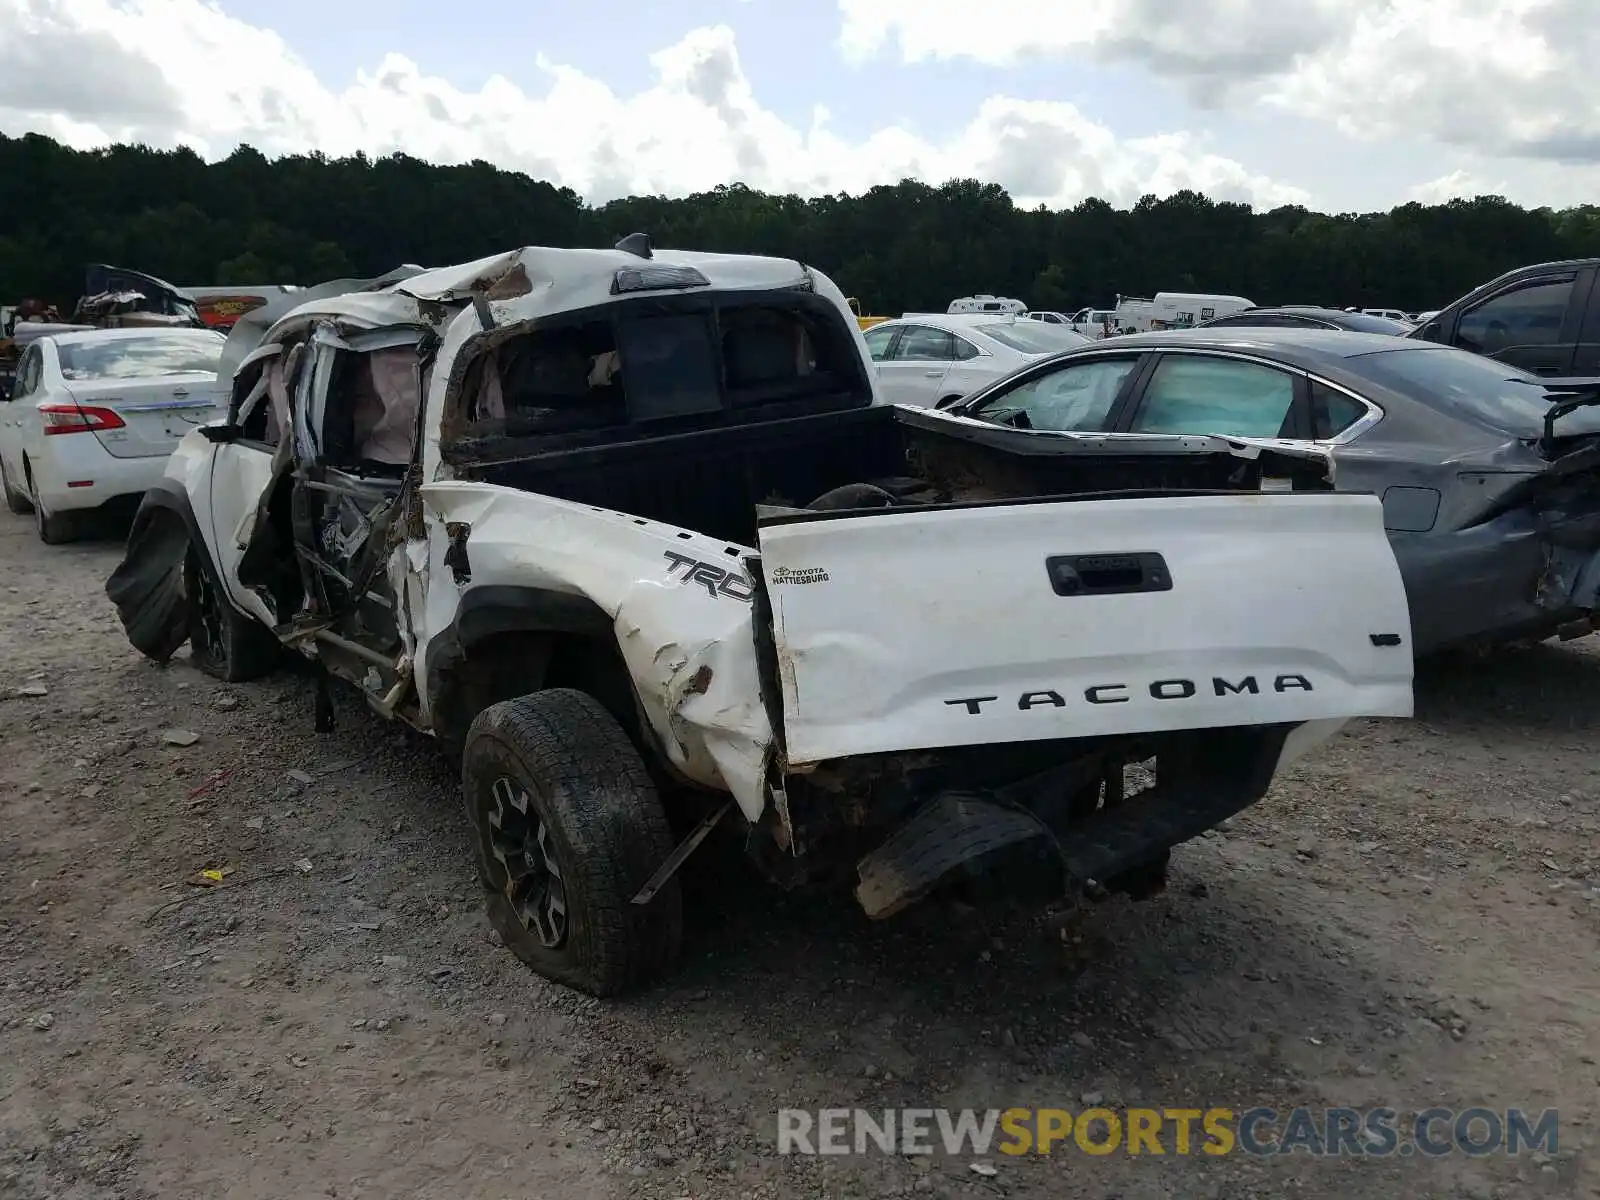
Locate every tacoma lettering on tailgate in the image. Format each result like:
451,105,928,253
944,674,1315,714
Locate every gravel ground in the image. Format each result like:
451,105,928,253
1,513,1597,1200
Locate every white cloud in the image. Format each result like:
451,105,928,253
0,0,1307,209
839,0,1600,165
1405,170,1510,205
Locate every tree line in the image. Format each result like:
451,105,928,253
3,131,1598,317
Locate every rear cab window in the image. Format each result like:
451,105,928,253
449,293,874,452
892,326,958,361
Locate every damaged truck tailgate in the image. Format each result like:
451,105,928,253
754,491,1413,766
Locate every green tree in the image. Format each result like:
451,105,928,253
2,131,1600,316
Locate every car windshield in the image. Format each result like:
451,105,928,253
977,323,1089,354
1351,346,1600,437
57,332,226,380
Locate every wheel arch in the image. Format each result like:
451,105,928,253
424,584,640,756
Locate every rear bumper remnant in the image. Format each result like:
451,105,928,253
853,724,1296,919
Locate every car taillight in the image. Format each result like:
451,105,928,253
40,404,126,435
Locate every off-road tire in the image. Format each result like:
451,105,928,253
462,688,683,996
0,460,32,514
26,461,77,544
185,548,281,682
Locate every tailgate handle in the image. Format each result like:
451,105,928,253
1046,552,1171,597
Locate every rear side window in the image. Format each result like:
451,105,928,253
1311,381,1370,439
1456,277,1574,353
1132,356,1297,439
893,326,957,360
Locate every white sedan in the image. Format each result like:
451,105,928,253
863,314,1091,407
0,326,228,543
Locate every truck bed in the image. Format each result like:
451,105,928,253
451,403,1332,544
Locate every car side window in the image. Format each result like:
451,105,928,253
952,336,980,361
893,325,957,361
1456,276,1574,353
1131,355,1298,439
1310,381,1370,439
974,357,1139,432
863,325,897,362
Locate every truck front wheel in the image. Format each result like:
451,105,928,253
462,688,683,996
185,549,281,682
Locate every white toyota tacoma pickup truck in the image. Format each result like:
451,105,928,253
107,238,1414,995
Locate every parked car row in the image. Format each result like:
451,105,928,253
865,263,1600,660
0,325,228,542
863,313,1091,406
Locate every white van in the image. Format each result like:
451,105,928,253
948,294,1027,315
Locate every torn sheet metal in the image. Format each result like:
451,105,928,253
410,482,774,820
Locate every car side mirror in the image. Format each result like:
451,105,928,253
200,423,244,444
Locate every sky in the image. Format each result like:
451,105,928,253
1,0,1597,214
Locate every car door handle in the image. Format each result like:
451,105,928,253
923,370,943,377
171,388,190,397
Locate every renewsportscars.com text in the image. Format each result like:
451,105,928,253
777,1107,1559,1158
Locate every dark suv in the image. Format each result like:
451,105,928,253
1410,259,1600,377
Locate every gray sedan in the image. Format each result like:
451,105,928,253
937,328,1600,655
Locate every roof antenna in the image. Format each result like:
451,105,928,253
615,232,653,260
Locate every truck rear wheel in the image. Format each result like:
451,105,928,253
462,688,683,996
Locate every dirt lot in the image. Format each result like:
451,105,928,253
1,513,1597,1200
